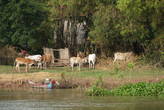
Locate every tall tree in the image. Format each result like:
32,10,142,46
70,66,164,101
116,0,163,48
89,5,124,56
0,0,50,53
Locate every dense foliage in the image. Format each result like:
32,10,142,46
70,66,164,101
0,0,163,64
111,81,164,96
86,81,164,96
0,0,52,53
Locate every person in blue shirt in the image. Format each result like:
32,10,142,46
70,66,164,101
47,79,57,89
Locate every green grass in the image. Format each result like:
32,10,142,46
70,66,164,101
0,65,42,74
0,65,163,79
42,66,164,79
0,65,14,74
42,67,111,77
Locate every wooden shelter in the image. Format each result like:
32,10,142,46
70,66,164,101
43,47,70,66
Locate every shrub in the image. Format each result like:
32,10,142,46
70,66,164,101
144,36,164,67
86,81,164,96
86,85,111,96
111,81,164,96
127,62,135,70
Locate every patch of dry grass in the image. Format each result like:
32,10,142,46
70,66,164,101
0,72,60,82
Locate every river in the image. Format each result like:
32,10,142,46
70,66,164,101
0,88,164,110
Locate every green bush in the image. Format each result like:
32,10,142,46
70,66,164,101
86,85,111,96
111,81,164,96
86,81,164,96
127,62,135,69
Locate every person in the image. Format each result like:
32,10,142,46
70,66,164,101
47,79,57,89
19,49,28,57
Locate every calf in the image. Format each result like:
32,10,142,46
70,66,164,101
113,52,133,63
88,54,96,69
70,56,87,71
25,55,42,69
14,57,35,72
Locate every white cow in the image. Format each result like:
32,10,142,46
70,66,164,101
88,54,96,69
25,55,42,69
113,52,133,63
70,56,87,71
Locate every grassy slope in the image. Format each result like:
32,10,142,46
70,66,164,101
0,65,164,88
0,65,164,77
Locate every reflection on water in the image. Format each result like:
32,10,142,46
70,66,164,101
0,88,164,110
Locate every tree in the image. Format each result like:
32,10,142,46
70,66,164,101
89,0,163,57
89,4,129,56
116,0,163,50
0,0,50,53
47,0,99,53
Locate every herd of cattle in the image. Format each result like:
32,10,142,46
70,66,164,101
14,52,133,72
15,54,52,72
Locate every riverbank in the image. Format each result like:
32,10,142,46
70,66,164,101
0,65,164,89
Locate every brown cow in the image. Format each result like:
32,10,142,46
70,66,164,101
42,54,52,69
14,57,35,72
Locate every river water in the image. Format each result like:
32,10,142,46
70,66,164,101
0,88,164,110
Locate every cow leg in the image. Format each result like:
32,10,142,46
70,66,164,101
89,61,91,69
45,62,47,69
43,62,47,69
71,63,74,71
16,63,20,72
25,64,28,72
92,62,94,69
90,62,92,69
29,64,32,69
15,64,18,72
78,63,81,71
29,64,33,72
92,61,94,69
37,62,41,69
93,61,95,69
38,62,43,69
113,58,116,63
37,63,39,69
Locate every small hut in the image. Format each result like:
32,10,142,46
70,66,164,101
43,47,70,66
